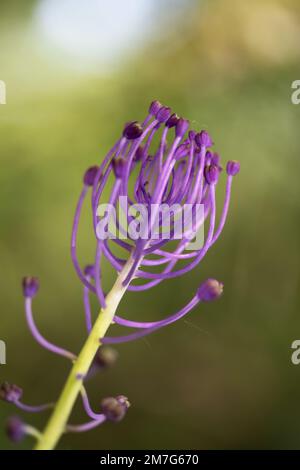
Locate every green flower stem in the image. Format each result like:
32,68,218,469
34,255,134,450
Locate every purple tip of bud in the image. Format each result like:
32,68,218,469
112,157,125,179
204,164,220,185
149,100,162,116
205,150,213,163
83,166,99,186
123,121,143,140
156,106,172,123
195,130,213,148
22,276,39,298
226,160,240,176
166,113,179,128
6,416,25,443
134,145,144,162
176,118,189,138
95,346,119,369
101,395,130,422
188,130,196,141
197,278,223,302
84,265,95,278
0,382,23,403
211,152,220,166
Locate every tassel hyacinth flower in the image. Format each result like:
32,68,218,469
1,101,240,450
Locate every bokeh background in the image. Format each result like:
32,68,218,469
1,0,300,450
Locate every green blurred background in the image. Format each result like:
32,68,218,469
1,0,300,450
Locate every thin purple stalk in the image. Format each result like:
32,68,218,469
24,298,76,361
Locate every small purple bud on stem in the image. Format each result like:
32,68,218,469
156,106,172,123
211,152,220,165
123,121,143,140
195,130,213,148
101,395,130,422
197,279,223,302
22,277,39,298
134,146,144,162
112,158,126,179
95,346,118,369
226,160,240,176
0,382,23,403
84,265,95,278
176,118,189,137
188,130,196,141
83,166,99,186
149,100,162,116
204,164,220,185
166,113,180,128
6,416,25,443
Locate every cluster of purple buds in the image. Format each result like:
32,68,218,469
2,100,239,445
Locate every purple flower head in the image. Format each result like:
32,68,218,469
84,166,99,186
0,382,23,403
197,279,224,302
22,277,39,298
6,416,25,443
69,100,240,342
195,130,213,148
226,160,240,176
101,396,130,422
123,121,143,140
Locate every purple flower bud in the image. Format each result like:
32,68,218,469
197,279,223,302
211,152,220,165
6,416,25,443
84,265,95,278
134,145,144,162
101,395,130,422
195,130,213,148
94,346,118,369
205,150,213,164
166,113,180,128
83,166,99,186
204,164,220,185
188,130,196,141
112,157,126,179
123,121,143,140
149,100,162,116
0,382,23,403
22,277,39,298
156,106,172,123
226,160,240,176
176,118,189,138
